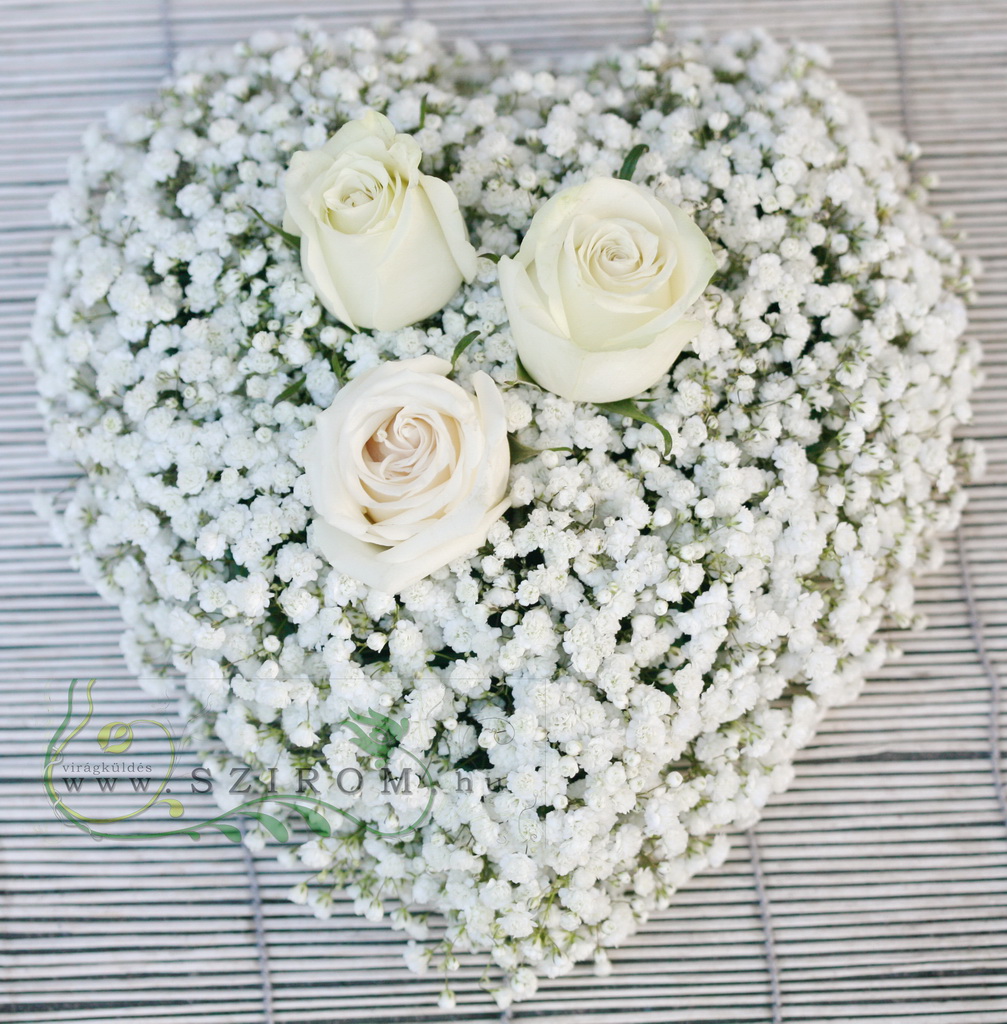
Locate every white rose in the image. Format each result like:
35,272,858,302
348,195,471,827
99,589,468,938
283,111,478,331
303,355,511,595
498,177,717,403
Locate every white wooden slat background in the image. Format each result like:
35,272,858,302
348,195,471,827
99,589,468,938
1,1,1005,1021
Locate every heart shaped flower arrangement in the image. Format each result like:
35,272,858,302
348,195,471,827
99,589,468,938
29,19,980,1005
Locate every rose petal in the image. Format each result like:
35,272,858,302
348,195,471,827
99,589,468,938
500,177,717,402
310,492,510,595
302,356,511,593
421,174,479,282
283,112,477,331
505,258,703,402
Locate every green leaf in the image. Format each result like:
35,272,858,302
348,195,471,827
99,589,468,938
451,331,481,367
343,720,387,757
478,252,501,263
96,721,132,754
595,398,673,457
807,427,840,461
504,356,543,391
329,350,348,384
508,435,574,465
418,94,428,130
346,708,408,741
207,821,243,843
244,811,289,844
617,143,650,181
160,798,185,818
289,803,332,838
248,205,300,252
347,708,385,728
350,737,387,758
273,376,305,405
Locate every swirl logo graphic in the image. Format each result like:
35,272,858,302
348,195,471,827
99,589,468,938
42,679,436,843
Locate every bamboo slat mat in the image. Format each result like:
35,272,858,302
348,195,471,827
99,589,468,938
1,1,1006,1021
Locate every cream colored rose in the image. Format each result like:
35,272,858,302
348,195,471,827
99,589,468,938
303,355,510,595
498,177,717,403
283,111,478,332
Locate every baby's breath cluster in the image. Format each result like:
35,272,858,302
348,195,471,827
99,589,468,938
29,20,980,1004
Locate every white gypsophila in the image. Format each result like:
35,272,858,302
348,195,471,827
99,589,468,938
28,20,981,1006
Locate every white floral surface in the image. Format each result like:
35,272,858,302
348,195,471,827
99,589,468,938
27,20,981,1005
